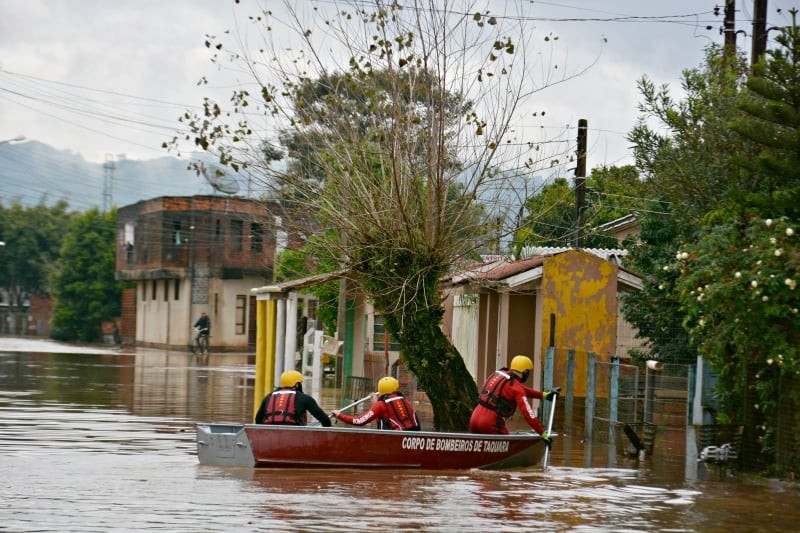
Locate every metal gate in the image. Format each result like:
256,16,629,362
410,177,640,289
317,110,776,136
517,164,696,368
588,358,691,462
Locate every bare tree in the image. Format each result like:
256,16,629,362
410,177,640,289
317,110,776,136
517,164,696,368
168,0,594,430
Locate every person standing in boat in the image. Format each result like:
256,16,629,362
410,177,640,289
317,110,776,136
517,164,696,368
331,376,421,431
255,370,332,427
469,355,559,447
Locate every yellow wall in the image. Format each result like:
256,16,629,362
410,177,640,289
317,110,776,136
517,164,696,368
540,250,618,396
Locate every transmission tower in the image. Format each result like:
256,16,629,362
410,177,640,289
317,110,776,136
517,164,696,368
103,154,115,212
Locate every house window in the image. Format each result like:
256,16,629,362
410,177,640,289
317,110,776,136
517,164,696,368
164,279,169,301
152,280,157,300
215,219,221,238
141,281,147,301
231,220,243,251
174,279,180,300
373,315,400,352
250,222,263,252
125,241,134,267
124,222,135,245
235,295,247,335
172,220,182,245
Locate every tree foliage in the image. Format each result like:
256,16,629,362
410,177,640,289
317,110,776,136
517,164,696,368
274,232,340,336
623,46,753,365
168,1,594,430
676,217,799,423
625,21,800,474
0,200,73,306
672,20,800,473
50,208,124,342
629,46,754,223
512,165,644,253
619,210,693,365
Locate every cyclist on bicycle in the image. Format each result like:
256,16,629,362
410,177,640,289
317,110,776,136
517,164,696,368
193,312,210,348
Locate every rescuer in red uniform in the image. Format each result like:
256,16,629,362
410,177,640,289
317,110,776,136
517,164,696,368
255,370,332,427
332,376,421,430
469,355,559,447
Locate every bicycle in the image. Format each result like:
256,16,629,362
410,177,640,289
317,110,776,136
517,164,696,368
191,328,210,355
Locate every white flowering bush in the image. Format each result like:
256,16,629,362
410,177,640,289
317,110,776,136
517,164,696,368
675,216,798,438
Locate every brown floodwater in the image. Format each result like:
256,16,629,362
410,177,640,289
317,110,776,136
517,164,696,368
1,341,798,532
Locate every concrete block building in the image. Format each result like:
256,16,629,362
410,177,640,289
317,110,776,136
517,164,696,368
115,195,306,351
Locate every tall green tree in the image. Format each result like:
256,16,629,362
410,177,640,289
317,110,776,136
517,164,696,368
50,208,123,342
513,177,575,249
169,1,592,430
623,45,754,365
629,46,754,223
674,18,800,475
0,200,72,305
729,13,800,218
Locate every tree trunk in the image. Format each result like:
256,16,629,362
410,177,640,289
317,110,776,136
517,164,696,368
384,304,478,432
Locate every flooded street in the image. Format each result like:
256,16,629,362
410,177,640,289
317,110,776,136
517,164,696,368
1,338,799,532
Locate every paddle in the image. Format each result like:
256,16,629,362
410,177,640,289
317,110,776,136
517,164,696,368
542,391,558,469
308,393,376,427
337,393,376,413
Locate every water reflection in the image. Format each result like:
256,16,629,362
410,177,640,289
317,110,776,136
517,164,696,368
1,346,799,532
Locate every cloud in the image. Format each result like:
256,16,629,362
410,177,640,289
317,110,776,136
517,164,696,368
0,0,794,171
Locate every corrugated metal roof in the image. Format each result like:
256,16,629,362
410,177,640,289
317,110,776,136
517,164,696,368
519,245,628,261
445,248,643,289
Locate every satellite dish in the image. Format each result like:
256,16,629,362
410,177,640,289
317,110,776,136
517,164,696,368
198,162,240,195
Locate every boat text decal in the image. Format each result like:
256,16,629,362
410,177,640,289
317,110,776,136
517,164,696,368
401,437,510,453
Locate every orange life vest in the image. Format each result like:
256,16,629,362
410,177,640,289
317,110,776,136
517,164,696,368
379,392,420,431
477,370,516,418
262,389,305,425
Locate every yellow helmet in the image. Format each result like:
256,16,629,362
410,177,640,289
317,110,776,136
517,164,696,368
510,355,533,373
378,376,400,395
280,370,304,388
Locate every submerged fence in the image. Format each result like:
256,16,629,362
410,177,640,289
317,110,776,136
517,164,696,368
342,347,793,474
542,347,694,467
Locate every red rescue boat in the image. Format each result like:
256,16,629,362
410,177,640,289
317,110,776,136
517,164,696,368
196,423,549,470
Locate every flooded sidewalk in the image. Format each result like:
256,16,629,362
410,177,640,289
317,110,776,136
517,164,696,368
0,335,123,354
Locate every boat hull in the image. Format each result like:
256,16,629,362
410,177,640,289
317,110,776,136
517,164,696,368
196,423,547,470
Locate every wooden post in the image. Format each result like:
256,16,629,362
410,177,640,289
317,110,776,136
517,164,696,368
723,0,736,56
574,119,588,248
565,349,575,436
609,356,620,467
584,352,596,467
543,346,555,423
751,0,768,67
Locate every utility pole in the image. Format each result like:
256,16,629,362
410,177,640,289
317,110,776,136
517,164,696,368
724,0,737,56
752,0,768,66
574,119,587,249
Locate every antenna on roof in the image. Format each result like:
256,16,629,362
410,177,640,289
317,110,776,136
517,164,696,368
198,162,240,196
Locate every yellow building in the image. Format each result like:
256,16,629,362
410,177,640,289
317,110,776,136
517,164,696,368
442,249,643,393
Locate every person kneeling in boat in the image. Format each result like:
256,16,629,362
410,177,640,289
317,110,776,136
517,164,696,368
331,376,421,431
469,355,559,448
255,370,332,427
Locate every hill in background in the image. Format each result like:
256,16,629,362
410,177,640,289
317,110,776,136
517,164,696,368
0,140,256,211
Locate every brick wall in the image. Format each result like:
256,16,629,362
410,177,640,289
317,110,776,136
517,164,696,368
119,287,137,344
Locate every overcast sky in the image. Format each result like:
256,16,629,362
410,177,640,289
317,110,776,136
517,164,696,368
1,1,796,171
